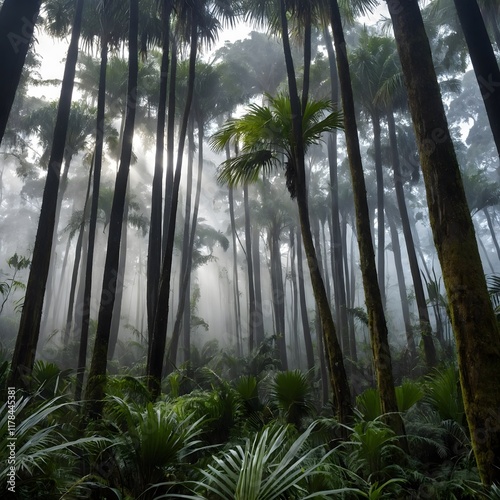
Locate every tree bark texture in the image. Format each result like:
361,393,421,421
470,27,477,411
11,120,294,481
387,0,500,484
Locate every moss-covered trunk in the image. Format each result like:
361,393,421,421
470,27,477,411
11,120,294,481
387,0,500,484
329,0,404,437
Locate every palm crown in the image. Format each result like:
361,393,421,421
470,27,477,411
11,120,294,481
210,93,343,197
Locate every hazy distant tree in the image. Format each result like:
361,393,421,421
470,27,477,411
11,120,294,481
8,0,85,390
387,0,500,484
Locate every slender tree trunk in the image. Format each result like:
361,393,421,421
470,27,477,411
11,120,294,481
269,223,288,370
84,0,139,416
243,184,257,353
42,153,74,335
316,305,329,406
147,19,198,399
289,227,300,368
8,0,85,389
162,37,177,260
166,118,195,371
387,0,500,483
168,118,206,372
372,112,386,307
252,222,265,346
76,31,108,401
0,0,42,145
108,192,129,360
323,28,353,358
475,219,496,273
63,162,93,350
483,207,500,261
280,0,352,424
387,107,434,364
388,213,415,355
147,0,172,339
321,220,332,303
453,0,500,163
328,1,402,436
296,226,315,370
342,216,357,360
228,182,242,356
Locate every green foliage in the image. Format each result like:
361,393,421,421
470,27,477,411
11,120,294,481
0,253,31,316
343,419,404,483
356,388,382,421
211,93,343,194
184,422,338,500
395,380,424,412
424,365,464,423
271,370,315,428
356,380,424,421
94,396,204,498
0,394,108,498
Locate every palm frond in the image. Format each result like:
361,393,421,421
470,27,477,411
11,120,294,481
216,150,280,186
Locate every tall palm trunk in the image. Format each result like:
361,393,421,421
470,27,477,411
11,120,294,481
387,0,500,484
85,0,139,416
387,106,434,363
108,191,129,360
0,0,42,145
168,119,207,372
453,0,500,162
147,18,198,399
289,227,300,368
328,0,401,435
76,30,109,401
280,0,352,424
63,160,94,350
387,213,414,355
243,184,257,353
148,0,173,338
252,222,265,346
228,184,242,356
41,152,75,335
296,226,315,370
324,29,351,355
8,0,85,389
372,112,386,307
269,222,288,369
166,118,195,371
162,37,177,259
483,207,500,261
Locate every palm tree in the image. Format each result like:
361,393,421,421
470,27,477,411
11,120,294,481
386,0,500,485
147,0,173,337
0,0,42,146
350,29,394,307
8,0,85,390
84,0,139,418
147,0,239,399
211,93,352,423
327,0,404,438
